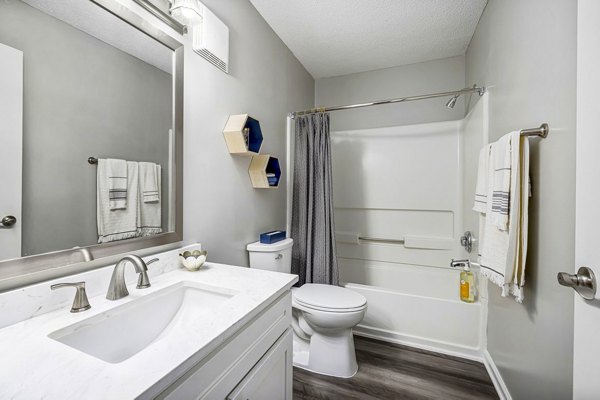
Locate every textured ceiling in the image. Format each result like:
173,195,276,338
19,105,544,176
249,0,487,78
22,0,173,74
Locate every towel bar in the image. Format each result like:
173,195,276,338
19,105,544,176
520,123,549,138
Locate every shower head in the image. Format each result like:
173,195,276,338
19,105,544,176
445,94,459,109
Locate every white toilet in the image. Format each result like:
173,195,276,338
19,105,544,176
247,238,367,378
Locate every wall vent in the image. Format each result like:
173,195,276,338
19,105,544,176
192,4,229,74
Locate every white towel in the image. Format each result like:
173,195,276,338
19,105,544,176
489,134,512,231
473,144,491,213
139,162,159,203
509,134,529,301
476,132,530,303
97,161,139,243
138,164,162,237
99,158,128,210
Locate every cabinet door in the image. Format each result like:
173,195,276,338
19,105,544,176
227,329,293,400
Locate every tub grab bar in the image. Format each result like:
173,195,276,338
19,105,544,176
359,236,405,245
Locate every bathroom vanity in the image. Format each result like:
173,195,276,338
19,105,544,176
0,246,297,399
0,1,297,398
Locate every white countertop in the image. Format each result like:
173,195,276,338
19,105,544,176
0,262,297,399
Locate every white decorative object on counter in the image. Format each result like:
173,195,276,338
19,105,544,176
180,250,208,271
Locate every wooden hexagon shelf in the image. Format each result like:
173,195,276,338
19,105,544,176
223,114,263,156
249,155,281,189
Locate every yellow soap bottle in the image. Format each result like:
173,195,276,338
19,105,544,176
460,264,476,303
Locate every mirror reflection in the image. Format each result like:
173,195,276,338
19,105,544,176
0,0,175,261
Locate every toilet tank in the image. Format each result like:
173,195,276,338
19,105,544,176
246,238,293,273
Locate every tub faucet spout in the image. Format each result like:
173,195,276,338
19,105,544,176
450,259,471,269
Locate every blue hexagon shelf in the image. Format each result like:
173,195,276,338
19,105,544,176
223,114,264,156
249,155,281,189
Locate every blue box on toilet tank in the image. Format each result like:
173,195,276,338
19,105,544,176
260,230,286,244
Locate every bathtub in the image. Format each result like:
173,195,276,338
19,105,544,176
339,257,486,361
326,119,487,361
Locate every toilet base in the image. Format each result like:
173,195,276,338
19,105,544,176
292,328,358,378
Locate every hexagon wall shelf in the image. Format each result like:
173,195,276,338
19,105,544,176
222,114,263,156
249,155,281,189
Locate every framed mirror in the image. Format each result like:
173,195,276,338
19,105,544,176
0,0,184,290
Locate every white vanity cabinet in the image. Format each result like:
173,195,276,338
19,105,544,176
151,291,293,400
228,330,292,400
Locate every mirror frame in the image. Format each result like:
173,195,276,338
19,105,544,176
0,0,184,292
130,0,186,35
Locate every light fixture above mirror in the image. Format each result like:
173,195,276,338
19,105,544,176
169,0,203,26
169,0,230,73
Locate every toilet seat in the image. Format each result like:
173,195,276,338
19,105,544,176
294,299,366,313
293,284,367,313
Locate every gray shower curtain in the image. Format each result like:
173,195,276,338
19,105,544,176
291,113,339,286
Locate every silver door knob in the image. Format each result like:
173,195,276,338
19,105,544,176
557,266,597,300
0,216,16,228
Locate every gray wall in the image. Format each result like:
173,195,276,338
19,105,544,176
180,0,314,266
0,0,172,257
315,56,466,132
466,1,576,399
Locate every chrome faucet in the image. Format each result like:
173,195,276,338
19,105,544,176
450,259,472,269
106,255,158,300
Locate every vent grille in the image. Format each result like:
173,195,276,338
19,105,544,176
194,48,228,73
191,4,229,75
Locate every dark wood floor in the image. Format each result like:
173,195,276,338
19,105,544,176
293,336,498,400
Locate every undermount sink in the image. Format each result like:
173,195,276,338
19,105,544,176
48,281,238,363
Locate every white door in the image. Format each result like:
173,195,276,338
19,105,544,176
574,1,600,398
0,43,23,260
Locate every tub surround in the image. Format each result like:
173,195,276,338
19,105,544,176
327,116,487,361
0,245,297,399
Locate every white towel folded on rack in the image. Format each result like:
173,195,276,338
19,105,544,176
139,162,160,203
473,144,491,213
97,161,139,243
138,163,162,237
100,158,128,210
476,131,530,303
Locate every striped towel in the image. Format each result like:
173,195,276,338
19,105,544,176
97,161,139,243
139,162,160,203
138,163,162,237
102,158,128,210
489,134,512,231
473,144,491,213
475,132,530,303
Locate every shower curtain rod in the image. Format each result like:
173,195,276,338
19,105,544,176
288,84,486,119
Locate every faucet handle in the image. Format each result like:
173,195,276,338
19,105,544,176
136,258,158,289
51,282,91,313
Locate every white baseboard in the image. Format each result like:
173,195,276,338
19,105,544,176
353,324,483,362
482,349,512,400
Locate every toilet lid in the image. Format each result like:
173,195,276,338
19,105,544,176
294,284,366,311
